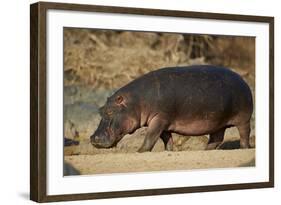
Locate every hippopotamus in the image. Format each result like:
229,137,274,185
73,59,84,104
90,65,253,152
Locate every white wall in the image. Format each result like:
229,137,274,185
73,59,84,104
0,0,279,204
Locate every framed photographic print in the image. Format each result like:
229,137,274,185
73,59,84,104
30,1,274,202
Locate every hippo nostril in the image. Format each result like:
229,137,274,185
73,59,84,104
91,135,102,143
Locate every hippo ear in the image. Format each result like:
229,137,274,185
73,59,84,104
115,95,123,105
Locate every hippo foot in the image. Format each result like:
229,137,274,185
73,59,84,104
205,142,221,150
240,143,250,149
137,140,154,153
165,143,173,151
137,147,150,153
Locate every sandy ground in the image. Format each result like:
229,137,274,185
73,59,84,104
65,149,255,175
64,128,255,175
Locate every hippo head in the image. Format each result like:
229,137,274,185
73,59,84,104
90,94,138,148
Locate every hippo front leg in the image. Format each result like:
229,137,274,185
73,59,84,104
138,117,168,153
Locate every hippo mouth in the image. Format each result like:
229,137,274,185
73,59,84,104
91,140,116,149
91,135,123,149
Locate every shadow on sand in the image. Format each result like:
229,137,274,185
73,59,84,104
220,139,255,150
220,140,241,150
219,140,255,167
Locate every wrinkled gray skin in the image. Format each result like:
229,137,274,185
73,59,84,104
90,65,253,152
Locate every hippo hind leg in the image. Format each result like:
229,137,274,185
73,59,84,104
237,122,250,149
160,131,173,151
206,127,226,150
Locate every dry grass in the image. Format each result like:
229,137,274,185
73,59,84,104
64,29,255,89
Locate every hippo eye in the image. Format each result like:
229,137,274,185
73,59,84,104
107,110,113,115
